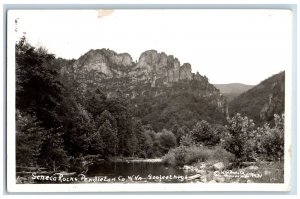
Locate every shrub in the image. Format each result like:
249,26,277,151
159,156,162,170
69,154,87,174
211,146,235,165
162,148,177,166
179,133,194,147
184,146,212,165
162,145,234,166
191,120,220,146
173,125,190,145
224,113,256,162
258,114,284,161
157,129,177,153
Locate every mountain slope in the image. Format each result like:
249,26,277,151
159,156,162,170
228,71,285,125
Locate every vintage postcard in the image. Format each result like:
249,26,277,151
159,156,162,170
6,8,293,192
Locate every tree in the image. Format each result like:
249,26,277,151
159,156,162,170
95,110,117,130
16,36,63,129
172,124,189,145
38,130,70,171
132,120,144,155
16,36,70,172
224,113,256,162
191,120,220,146
16,111,45,167
158,129,177,154
98,120,118,158
85,88,133,156
130,120,154,158
88,129,104,156
95,110,118,157
258,114,284,161
126,131,139,157
58,100,93,156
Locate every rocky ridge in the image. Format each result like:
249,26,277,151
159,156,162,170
61,49,228,129
74,49,218,87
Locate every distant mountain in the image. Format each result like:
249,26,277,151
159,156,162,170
61,49,228,131
214,83,254,94
228,71,285,125
214,83,254,102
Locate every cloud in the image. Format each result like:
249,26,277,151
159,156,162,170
97,9,114,18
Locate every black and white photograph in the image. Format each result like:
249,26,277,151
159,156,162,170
6,8,293,192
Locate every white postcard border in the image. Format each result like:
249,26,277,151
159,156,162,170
6,8,293,192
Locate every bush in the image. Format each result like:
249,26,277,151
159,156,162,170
179,133,194,147
162,145,234,166
258,114,284,161
157,129,177,153
173,125,190,145
211,146,235,165
162,149,177,166
69,154,87,174
224,113,256,162
184,146,212,165
191,120,220,146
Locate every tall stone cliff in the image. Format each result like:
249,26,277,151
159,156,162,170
69,49,227,114
73,49,195,85
131,50,192,85
73,49,134,78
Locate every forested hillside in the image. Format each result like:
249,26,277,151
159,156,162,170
229,72,285,125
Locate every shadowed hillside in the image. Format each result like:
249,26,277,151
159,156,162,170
228,71,285,125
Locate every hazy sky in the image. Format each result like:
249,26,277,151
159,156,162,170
12,9,292,84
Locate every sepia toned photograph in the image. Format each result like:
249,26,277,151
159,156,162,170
6,8,293,192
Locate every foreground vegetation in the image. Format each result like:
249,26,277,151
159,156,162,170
163,113,284,166
161,113,284,183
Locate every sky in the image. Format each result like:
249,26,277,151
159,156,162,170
11,9,292,85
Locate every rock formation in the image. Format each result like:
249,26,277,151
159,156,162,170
73,49,134,78
69,48,227,116
74,49,196,85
